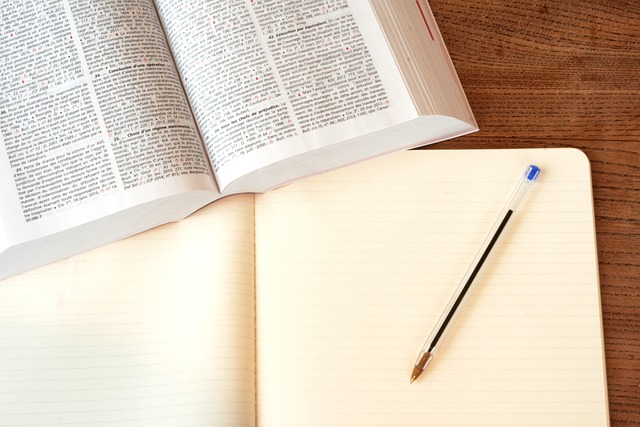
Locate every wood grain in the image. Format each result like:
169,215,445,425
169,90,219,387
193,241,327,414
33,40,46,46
420,1,640,424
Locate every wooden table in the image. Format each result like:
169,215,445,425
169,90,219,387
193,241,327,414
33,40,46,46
424,1,639,424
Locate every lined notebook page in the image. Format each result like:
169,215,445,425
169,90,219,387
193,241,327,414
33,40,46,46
0,195,256,427
255,149,609,426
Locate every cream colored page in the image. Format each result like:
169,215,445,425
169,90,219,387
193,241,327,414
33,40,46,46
255,149,608,426
0,195,256,427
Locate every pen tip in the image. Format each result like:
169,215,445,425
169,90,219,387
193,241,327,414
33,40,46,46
410,365,423,384
410,352,431,384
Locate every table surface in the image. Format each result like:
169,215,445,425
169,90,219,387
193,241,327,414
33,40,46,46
422,1,639,424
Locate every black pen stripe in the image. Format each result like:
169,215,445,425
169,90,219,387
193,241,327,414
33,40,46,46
428,209,514,352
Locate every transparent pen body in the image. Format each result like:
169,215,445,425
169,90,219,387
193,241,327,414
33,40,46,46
415,165,541,370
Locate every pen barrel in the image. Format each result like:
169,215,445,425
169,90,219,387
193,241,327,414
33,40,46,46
418,165,540,360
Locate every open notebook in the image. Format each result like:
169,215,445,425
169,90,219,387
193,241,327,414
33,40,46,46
0,149,609,426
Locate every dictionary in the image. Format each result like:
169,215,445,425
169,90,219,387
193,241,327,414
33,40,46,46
0,0,476,279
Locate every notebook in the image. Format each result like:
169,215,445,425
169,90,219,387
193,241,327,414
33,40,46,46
0,148,609,426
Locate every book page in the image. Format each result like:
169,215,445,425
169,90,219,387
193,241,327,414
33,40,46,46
0,194,256,427
155,0,416,191
0,0,216,258
254,149,609,426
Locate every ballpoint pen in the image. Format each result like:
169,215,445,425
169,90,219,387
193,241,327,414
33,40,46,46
410,164,541,383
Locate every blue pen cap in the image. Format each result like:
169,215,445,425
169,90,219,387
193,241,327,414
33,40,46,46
526,165,541,182
505,164,541,212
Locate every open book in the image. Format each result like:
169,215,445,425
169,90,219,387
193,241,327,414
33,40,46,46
0,149,609,426
0,0,476,280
